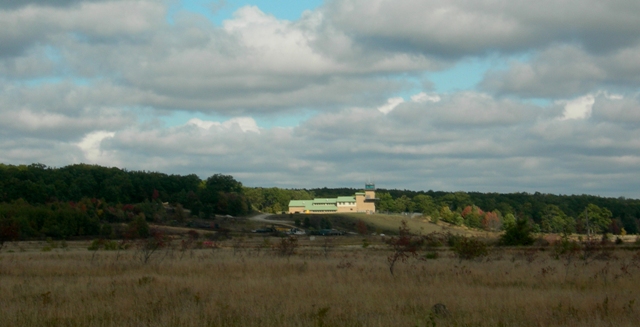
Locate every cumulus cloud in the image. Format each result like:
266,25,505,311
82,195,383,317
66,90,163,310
0,1,164,57
0,2,436,115
3,86,640,197
559,95,595,120
591,94,640,124
377,97,404,114
0,81,135,140
76,130,116,163
1,0,640,198
187,117,260,133
323,0,640,58
481,45,640,98
56,92,636,197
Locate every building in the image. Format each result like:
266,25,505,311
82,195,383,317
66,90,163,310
288,183,378,214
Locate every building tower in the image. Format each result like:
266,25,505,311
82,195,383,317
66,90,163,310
364,182,376,200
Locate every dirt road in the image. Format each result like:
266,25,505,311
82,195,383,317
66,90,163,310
249,213,297,229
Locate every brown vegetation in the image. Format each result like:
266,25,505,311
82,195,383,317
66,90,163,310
0,238,639,327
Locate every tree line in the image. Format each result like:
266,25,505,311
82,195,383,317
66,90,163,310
245,187,640,235
0,163,251,242
2,162,639,241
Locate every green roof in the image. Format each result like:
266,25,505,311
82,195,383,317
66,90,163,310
289,193,363,211
289,200,311,207
288,199,338,211
312,198,337,204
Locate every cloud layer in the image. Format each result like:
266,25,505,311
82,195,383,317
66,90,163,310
2,0,640,198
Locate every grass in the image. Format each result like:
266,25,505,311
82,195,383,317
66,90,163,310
273,212,480,236
0,239,639,326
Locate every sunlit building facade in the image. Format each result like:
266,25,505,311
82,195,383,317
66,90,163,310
288,183,377,214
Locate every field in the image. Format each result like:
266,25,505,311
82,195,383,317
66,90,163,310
268,213,482,236
1,236,639,327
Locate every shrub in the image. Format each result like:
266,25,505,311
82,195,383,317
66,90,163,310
553,236,580,259
89,238,123,251
499,219,535,246
88,239,101,251
386,221,423,275
137,229,170,264
424,251,439,259
103,240,119,250
422,232,447,248
275,236,298,257
445,233,464,247
452,237,488,260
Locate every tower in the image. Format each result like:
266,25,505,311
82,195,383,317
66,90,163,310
364,182,376,200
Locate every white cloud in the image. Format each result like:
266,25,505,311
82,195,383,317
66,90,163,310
1,0,640,198
591,93,640,123
2,87,640,197
187,117,260,133
76,130,115,163
481,44,640,98
323,0,640,57
559,94,595,120
378,97,404,114
410,92,440,103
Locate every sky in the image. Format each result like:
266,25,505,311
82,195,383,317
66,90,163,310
2,0,640,198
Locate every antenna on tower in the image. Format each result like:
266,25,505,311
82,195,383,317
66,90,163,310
365,176,375,190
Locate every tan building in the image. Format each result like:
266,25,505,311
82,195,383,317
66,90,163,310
288,183,377,214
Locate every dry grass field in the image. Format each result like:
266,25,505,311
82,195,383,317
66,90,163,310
1,238,639,327
269,213,481,236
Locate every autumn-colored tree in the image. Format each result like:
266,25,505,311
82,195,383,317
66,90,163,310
461,205,485,229
482,211,502,231
137,229,171,264
386,220,423,276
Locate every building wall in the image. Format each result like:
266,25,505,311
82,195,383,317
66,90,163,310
288,188,376,214
288,206,305,214
365,190,375,200
336,205,356,213
355,194,375,213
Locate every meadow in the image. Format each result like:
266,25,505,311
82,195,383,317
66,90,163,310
1,236,639,327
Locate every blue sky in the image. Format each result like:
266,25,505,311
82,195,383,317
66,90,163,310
2,0,640,197
172,0,324,24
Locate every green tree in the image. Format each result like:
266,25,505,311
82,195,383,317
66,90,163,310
271,202,282,214
439,206,455,224
579,204,613,235
502,213,516,231
540,204,575,233
412,194,436,215
393,195,413,213
499,219,535,246
461,205,484,229
439,192,472,211
377,192,394,212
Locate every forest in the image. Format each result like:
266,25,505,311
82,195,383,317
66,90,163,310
1,163,639,243
0,163,250,241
